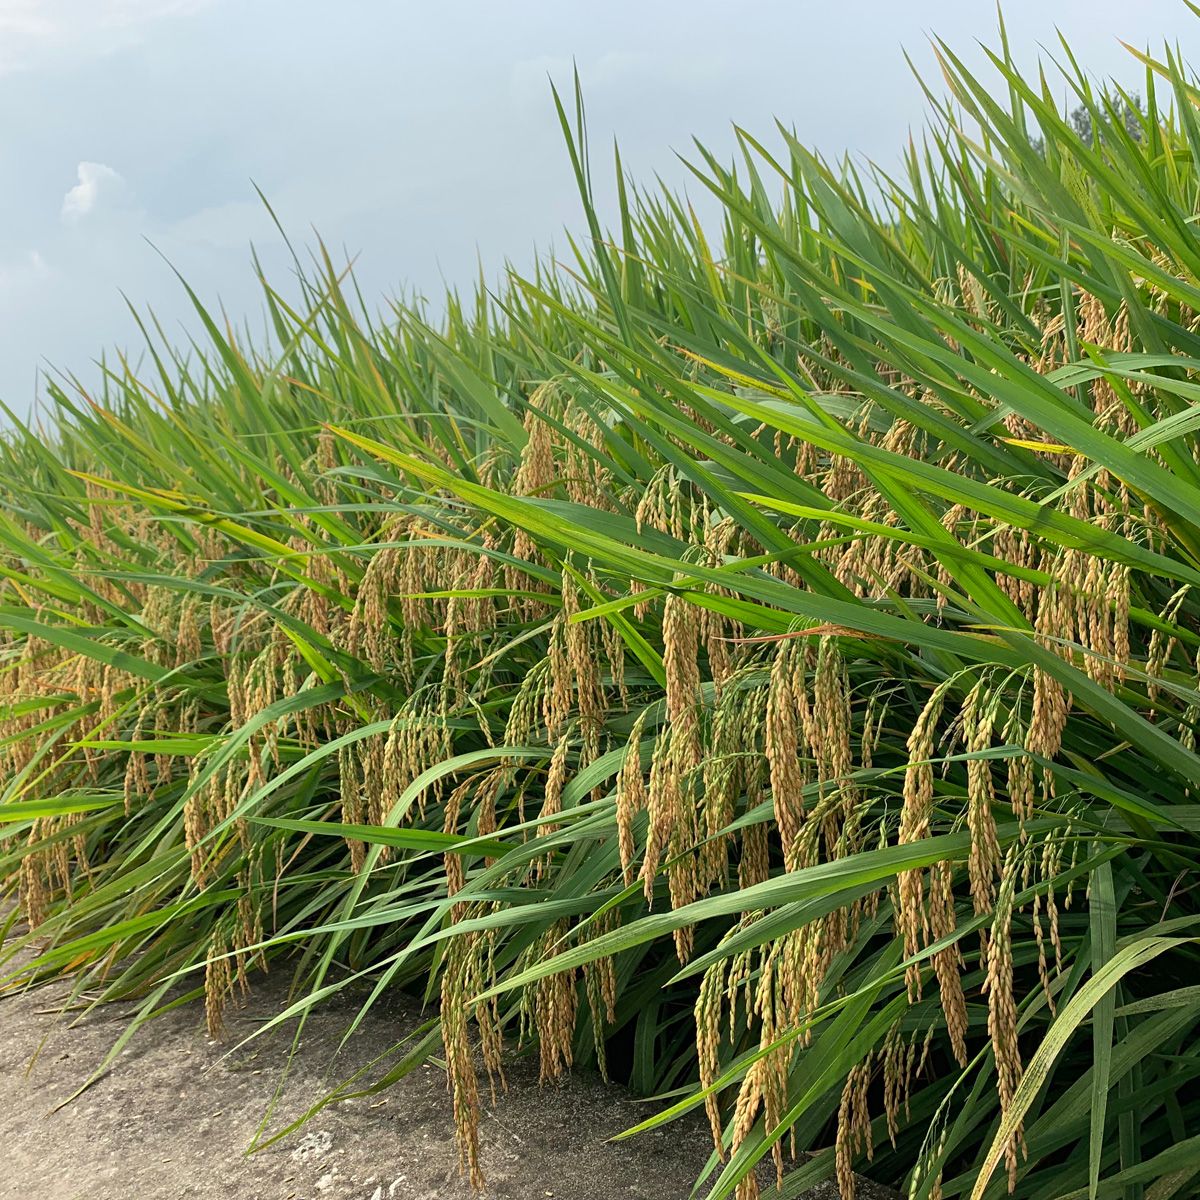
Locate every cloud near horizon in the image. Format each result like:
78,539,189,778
0,1,215,76
61,162,131,223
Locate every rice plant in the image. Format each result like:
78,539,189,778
3,20,1200,1200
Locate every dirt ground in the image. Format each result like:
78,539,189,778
0,968,883,1200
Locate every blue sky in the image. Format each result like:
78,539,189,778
0,0,1196,417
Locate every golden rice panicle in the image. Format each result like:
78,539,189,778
1078,292,1138,436
896,677,955,998
338,740,367,872
662,590,705,936
314,424,338,484
701,514,742,694
1030,885,1056,1016
1027,662,1068,782
440,938,486,1190
751,954,790,1186
1003,701,1037,827
563,398,614,510
663,589,703,768
1145,584,1190,712
175,594,203,668
727,950,791,1193
1040,825,1069,972
543,605,575,744
983,848,1026,1192
473,765,506,856
122,708,152,816
837,478,925,600
401,518,450,633
956,261,990,321
561,565,605,753
231,868,264,991
774,923,820,1050
346,522,411,683
928,858,969,1067
472,924,507,1102
633,464,669,537
963,677,1001,918
534,919,578,1083
639,724,676,904
276,544,343,676
882,1024,904,1147
504,656,551,763
446,535,501,671
803,639,857,864
589,564,629,710
666,758,702,963
700,680,752,890
183,752,220,888
18,828,51,930
55,474,95,551
533,731,571,882
993,522,1039,617
381,712,428,844
633,467,700,616
733,681,772,892
695,960,728,1151
440,907,507,1157
582,909,620,1081
730,1056,765,1200
204,926,234,1041
354,716,388,830
738,819,771,891
765,639,806,869
512,380,559,499
823,452,868,508
441,556,475,703
506,381,561,613
615,710,649,885
603,611,630,708
836,1057,874,1200
442,774,482,912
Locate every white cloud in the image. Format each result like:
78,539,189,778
0,2,55,36
0,0,217,74
61,161,130,223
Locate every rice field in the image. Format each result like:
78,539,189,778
3,25,1200,1200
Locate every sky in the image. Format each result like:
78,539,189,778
0,0,1196,419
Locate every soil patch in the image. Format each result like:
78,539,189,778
0,968,888,1200
0,968,715,1200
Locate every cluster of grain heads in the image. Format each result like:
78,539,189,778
3,19,1200,1200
